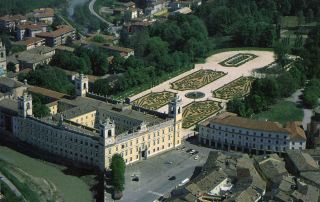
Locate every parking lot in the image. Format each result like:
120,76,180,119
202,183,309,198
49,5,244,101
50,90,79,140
114,139,213,202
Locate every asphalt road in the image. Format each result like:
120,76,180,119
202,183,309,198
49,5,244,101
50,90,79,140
286,88,312,130
113,140,212,202
88,0,120,35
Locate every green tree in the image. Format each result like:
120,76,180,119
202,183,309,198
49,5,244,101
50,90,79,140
7,62,17,72
110,154,125,197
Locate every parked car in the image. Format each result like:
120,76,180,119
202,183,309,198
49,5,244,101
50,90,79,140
168,176,176,181
194,155,199,160
186,149,192,153
165,161,173,165
132,176,139,182
193,151,199,155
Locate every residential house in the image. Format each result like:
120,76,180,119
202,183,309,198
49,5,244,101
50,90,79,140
102,44,134,59
169,0,201,11
285,150,320,176
32,8,54,25
145,0,168,16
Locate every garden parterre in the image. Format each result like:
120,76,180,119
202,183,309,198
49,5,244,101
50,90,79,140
132,91,176,110
212,77,255,100
182,100,222,128
170,70,226,91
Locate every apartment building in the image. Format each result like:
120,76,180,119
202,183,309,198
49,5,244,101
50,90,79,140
0,74,183,170
0,15,27,31
199,112,306,154
36,25,75,47
15,37,45,50
16,22,47,40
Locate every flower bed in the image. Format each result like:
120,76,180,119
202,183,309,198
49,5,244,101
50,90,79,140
219,53,258,67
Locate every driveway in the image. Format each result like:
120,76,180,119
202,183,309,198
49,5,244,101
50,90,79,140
286,89,313,130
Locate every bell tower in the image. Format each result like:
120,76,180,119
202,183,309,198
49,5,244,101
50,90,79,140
0,40,7,74
18,93,33,118
168,95,183,147
74,74,88,97
168,95,182,122
99,118,116,170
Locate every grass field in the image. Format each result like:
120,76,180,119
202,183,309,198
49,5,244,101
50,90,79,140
253,100,303,125
0,146,93,202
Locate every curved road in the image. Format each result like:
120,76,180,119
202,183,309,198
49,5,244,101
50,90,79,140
89,0,114,26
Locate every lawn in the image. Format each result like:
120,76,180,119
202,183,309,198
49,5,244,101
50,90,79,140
253,100,303,125
171,70,226,91
0,146,93,202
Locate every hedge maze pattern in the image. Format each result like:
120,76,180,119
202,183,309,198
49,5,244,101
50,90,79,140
182,100,222,128
212,77,255,100
171,70,226,91
133,91,176,110
219,53,258,67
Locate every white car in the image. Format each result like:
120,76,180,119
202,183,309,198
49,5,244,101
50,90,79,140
194,155,199,160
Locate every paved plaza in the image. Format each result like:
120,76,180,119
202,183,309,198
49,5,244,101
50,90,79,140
111,140,213,202
130,50,275,114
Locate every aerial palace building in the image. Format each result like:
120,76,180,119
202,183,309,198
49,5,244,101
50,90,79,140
199,112,306,154
0,74,183,170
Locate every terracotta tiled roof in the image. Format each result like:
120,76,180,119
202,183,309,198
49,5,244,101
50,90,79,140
33,8,54,18
15,37,44,46
17,22,43,30
285,121,307,140
0,15,26,22
36,25,75,38
28,86,67,100
102,44,134,54
202,112,289,133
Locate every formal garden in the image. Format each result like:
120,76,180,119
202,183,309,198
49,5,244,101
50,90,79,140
132,91,176,110
182,100,222,128
212,77,255,100
170,70,226,91
219,53,258,67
